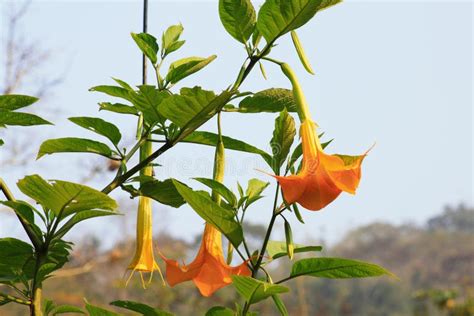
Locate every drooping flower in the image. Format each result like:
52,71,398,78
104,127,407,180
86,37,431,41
127,195,163,286
162,223,251,297
274,63,370,211
274,119,369,211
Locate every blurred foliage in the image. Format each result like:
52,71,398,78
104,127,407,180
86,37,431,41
1,204,472,315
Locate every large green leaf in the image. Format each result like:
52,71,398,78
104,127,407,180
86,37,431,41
257,0,342,43
130,85,169,125
267,241,322,260
0,238,34,284
139,178,185,208
232,275,289,304
131,32,159,64
69,117,122,145
219,0,256,43
183,131,271,162
111,300,174,316
172,180,243,246
233,88,297,113
158,87,215,127
288,257,395,280
17,175,117,218
0,109,52,126
165,56,217,84
270,110,296,173
0,94,38,110
0,238,34,268
37,137,114,159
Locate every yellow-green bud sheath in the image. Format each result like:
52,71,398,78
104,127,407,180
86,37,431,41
280,63,312,123
212,113,225,203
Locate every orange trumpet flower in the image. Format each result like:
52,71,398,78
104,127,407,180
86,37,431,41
274,119,369,211
275,63,370,211
162,223,250,297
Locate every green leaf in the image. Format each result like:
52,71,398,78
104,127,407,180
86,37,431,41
165,40,185,55
99,102,138,115
85,301,121,316
69,117,122,145
267,241,322,260
130,85,169,125
0,94,38,110
54,210,117,240
162,24,184,56
17,174,117,218
44,299,55,315
139,179,186,208
194,177,237,208
183,131,271,161
0,109,52,126
165,55,217,84
232,275,289,304
272,295,289,316
158,87,215,127
235,88,297,113
291,30,314,74
257,0,342,43
44,239,72,275
112,78,134,91
0,238,34,268
270,110,296,173
131,32,159,64
0,139,3,146
245,178,269,206
51,305,85,315
205,306,234,316
219,0,256,43
172,180,243,246
37,137,114,159
111,300,174,316
89,85,133,102
288,257,395,280
0,238,35,284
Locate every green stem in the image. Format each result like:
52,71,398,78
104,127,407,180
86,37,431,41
30,288,42,315
253,184,280,275
0,178,42,249
242,184,280,315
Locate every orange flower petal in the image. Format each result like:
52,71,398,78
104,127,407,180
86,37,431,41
162,224,251,296
274,174,307,204
322,152,367,194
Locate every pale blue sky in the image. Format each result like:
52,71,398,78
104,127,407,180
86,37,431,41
0,1,472,247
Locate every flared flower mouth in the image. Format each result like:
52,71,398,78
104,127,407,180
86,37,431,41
274,119,370,211
127,196,164,287
161,223,250,297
